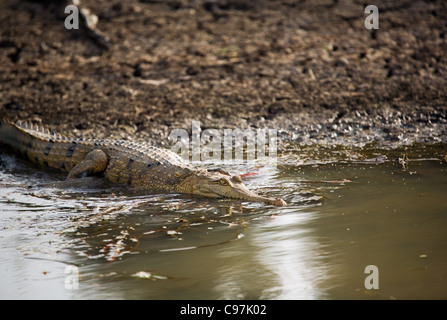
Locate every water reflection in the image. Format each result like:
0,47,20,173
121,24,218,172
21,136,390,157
213,208,328,300
204,167,324,299
252,209,326,299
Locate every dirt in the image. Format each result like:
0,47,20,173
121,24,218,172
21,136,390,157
1,0,446,149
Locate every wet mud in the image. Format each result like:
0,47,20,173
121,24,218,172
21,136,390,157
0,0,446,147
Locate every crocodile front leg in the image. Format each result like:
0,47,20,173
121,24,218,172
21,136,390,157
67,149,109,179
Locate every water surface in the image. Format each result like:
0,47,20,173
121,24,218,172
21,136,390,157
0,143,446,299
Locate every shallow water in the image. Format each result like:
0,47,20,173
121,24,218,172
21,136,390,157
0,143,446,300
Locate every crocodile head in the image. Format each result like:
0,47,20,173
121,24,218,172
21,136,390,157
184,171,286,206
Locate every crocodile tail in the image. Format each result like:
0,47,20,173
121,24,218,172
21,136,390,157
1,119,65,170
0,117,13,128
0,119,36,153
0,119,97,173
0,118,18,147
0,119,67,144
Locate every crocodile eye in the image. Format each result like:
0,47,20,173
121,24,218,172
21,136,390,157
219,178,228,185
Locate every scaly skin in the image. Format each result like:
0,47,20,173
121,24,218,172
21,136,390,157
0,119,286,206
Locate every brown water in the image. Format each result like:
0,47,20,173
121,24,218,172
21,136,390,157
0,143,446,299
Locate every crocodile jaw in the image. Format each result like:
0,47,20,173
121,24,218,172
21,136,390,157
191,174,287,206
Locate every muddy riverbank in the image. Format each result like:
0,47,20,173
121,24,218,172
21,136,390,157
1,0,446,148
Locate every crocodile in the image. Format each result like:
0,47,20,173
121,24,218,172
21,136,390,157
0,119,286,206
